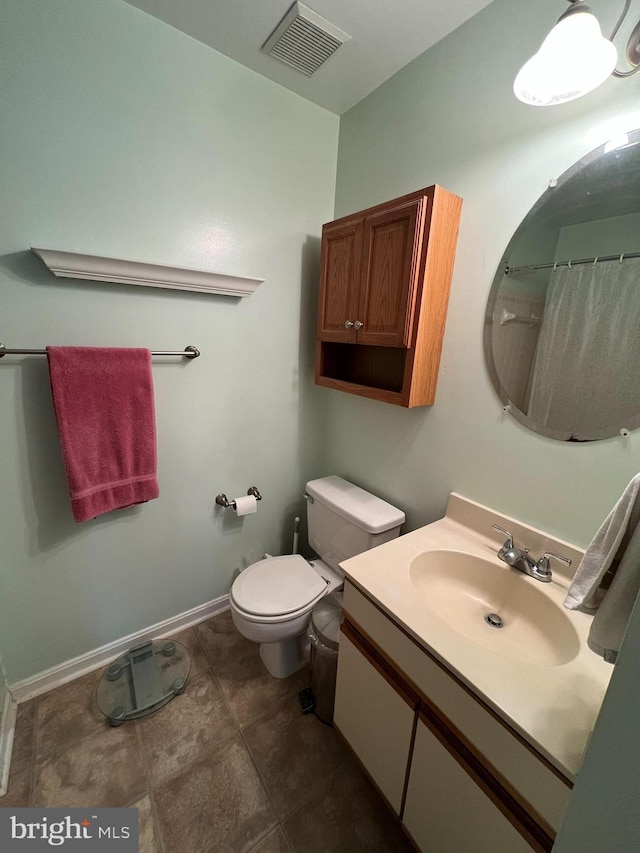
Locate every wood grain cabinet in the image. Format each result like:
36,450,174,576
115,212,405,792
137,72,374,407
315,185,462,407
403,716,533,853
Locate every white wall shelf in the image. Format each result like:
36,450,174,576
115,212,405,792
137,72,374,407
31,247,264,298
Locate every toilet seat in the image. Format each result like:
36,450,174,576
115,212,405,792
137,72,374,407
231,555,328,619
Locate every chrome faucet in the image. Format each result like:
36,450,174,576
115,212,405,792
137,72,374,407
491,525,571,583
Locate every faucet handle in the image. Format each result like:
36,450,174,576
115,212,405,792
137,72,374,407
535,551,572,577
492,524,514,549
539,551,572,566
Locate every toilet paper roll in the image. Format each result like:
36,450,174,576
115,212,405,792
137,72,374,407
234,495,257,516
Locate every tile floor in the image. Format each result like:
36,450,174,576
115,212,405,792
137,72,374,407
1,610,413,852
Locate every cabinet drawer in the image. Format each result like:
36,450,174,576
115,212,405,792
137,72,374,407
343,580,572,833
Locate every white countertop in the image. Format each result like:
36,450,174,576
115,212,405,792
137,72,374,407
340,493,613,780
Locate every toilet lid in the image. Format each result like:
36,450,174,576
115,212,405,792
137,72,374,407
231,555,328,617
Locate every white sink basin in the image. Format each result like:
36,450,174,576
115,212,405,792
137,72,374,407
409,549,580,666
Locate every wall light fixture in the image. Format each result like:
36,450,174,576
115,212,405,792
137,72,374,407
514,0,640,106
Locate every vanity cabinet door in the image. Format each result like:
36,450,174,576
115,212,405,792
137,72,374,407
403,716,534,853
334,633,416,815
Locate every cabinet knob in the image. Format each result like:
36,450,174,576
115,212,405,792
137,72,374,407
354,320,364,330
344,320,354,329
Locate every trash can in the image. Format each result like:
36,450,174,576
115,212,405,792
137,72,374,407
307,591,342,724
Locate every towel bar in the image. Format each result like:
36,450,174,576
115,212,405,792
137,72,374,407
0,344,200,359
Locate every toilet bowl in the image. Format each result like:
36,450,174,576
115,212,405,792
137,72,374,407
230,554,342,678
229,476,405,679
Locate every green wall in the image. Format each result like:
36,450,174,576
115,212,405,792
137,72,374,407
0,0,338,682
553,592,640,851
325,0,640,546
3,0,640,842
4,0,640,711
328,6,640,846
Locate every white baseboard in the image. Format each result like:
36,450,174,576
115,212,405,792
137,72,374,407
0,692,17,797
9,594,230,704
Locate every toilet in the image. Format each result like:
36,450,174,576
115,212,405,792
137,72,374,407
230,475,405,678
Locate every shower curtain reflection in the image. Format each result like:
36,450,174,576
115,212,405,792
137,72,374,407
528,257,640,440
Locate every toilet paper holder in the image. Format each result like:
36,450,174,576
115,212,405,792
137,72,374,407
216,486,262,509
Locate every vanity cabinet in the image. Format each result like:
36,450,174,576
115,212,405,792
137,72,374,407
315,185,462,407
334,580,573,852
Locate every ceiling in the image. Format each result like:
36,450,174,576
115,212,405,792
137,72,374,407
124,0,495,115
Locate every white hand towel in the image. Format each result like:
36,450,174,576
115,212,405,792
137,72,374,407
564,473,640,664
564,473,640,611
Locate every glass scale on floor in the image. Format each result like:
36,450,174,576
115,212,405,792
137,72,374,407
96,639,190,725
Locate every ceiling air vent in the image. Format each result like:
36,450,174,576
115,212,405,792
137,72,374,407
262,2,351,77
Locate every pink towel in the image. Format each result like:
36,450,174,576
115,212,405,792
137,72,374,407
47,346,159,522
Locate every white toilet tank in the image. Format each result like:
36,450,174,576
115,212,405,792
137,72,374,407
305,476,405,573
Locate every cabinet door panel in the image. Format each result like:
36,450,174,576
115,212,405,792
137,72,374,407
403,720,533,853
334,634,415,814
357,199,424,347
317,219,363,342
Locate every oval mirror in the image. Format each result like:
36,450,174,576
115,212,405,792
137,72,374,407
484,129,640,441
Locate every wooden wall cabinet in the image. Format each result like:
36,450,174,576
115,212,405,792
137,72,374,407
315,185,462,407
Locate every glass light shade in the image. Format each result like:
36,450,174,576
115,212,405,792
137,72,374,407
514,9,617,106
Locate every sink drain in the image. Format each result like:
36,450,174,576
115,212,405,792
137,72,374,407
485,613,503,628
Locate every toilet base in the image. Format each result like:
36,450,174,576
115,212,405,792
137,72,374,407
259,633,310,679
